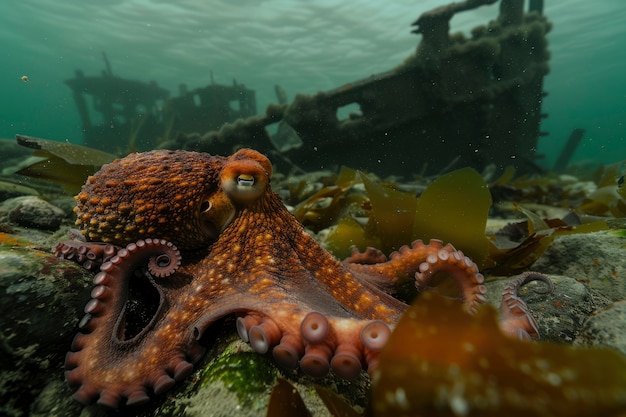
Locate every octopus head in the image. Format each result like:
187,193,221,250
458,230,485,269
73,149,273,251
74,150,232,250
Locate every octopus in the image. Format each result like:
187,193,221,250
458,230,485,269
54,148,550,409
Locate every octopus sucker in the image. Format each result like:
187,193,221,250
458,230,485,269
56,148,547,409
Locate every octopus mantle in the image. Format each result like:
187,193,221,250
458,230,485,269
55,148,547,408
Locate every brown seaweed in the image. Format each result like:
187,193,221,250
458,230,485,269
14,134,116,194
371,291,626,416
487,204,608,275
411,167,491,268
266,378,311,417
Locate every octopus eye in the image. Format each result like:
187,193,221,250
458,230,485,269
221,159,269,205
237,174,255,187
198,194,236,240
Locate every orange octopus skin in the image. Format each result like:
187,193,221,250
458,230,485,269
59,148,536,409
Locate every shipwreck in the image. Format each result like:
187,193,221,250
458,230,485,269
66,0,551,177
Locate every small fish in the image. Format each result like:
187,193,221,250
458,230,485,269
21,75,29,82
618,175,624,188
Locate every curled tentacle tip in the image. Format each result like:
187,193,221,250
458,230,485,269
508,271,555,296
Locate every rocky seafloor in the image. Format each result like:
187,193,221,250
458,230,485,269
1,140,625,416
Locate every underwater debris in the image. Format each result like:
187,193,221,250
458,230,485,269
371,291,626,417
138,0,551,178
65,54,256,154
553,128,586,172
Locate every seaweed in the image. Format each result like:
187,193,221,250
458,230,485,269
486,204,608,275
371,291,626,416
325,216,381,260
265,379,361,417
266,378,311,417
308,167,492,267
14,134,116,194
314,385,362,417
292,167,367,231
411,167,491,268
266,291,626,416
362,172,418,253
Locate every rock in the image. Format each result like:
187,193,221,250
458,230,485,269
532,231,626,302
575,301,626,356
2,196,67,231
484,274,609,343
0,233,93,417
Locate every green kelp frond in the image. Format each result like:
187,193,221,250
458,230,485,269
311,167,492,265
362,172,418,253
325,216,381,260
371,291,626,417
411,167,492,268
15,134,117,194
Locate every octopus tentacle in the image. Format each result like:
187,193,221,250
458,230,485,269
413,240,487,314
54,238,121,272
65,238,185,407
499,271,553,340
234,310,391,380
343,247,388,264
351,239,486,312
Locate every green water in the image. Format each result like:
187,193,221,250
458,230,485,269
1,0,624,170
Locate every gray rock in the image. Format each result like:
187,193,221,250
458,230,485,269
532,231,626,302
484,274,608,343
2,196,67,231
0,236,93,417
575,301,626,356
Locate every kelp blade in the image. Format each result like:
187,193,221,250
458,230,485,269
266,378,311,417
372,291,626,417
412,167,491,268
15,134,116,194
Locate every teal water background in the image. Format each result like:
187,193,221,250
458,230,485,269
1,0,624,170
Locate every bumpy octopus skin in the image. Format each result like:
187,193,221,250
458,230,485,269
58,148,544,408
